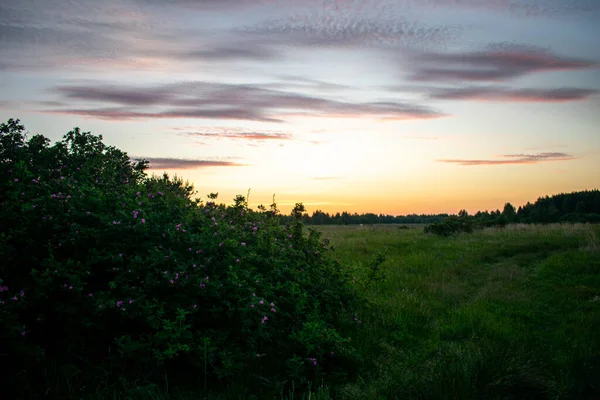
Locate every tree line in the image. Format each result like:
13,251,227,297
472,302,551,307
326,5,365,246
424,189,600,236
274,189,600,228
277,210,450,225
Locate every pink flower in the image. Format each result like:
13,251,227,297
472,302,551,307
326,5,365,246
259,300,264,305
88,293,93,297
250,304,254,308
21,331,26,336
141,218,146,223
193,304,198,308
241,242,246,246
236,259,240,263
271,308,276,313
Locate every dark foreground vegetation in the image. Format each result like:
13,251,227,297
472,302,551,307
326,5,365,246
0,119,366,399
2,118,599,399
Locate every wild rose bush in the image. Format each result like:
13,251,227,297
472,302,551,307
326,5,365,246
0,119,364,398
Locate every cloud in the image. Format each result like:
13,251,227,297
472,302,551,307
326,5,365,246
0,0,161,71
131,0,600,18
0,0,458,73
40,107,281,123
311,176,342,180
430,87,598,102
438,152,575,165
132,0,273,10
131,157,246,170
405,45,597,83
423,0,600,18
176,45,280,62
261,75,354,92
53,85,173,106
174,126,294,140
41,81,446,122
242,11,460,50
2,0,597,75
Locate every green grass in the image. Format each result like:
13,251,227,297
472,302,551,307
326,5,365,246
104,223,600,399
313,223,600,400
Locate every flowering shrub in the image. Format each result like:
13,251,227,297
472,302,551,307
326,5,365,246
0,119,364,398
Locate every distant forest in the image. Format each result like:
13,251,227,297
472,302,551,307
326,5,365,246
278,189,600,226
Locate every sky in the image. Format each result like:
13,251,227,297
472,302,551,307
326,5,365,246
1,0,599,215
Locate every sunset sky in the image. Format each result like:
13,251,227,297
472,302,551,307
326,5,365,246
1,0,599,215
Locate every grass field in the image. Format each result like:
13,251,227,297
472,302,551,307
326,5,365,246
305,223,600,400
87,223,600,400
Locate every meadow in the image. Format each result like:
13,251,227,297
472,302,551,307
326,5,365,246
306,223,600,400
2,120,599,400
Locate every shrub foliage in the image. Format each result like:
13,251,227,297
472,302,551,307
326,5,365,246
0,119,364,398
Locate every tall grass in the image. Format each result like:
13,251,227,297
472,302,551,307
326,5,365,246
80,223,600,399
312,223,600,399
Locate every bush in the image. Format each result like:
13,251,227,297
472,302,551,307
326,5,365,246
424,216,474,236
0,119,364,398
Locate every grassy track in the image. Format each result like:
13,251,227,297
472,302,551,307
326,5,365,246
309,223,600,400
